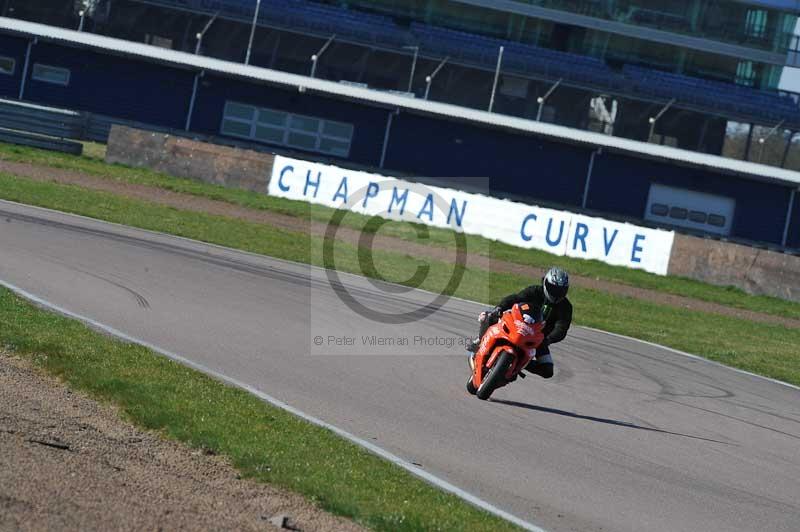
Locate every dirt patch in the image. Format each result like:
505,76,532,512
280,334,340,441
1,158,798,330
0,350,364,532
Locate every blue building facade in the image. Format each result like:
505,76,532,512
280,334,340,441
0,33,26,98
383,112,593,207
189,74,389,168
588,153,794,244
0,25,797,249
788,195,800,248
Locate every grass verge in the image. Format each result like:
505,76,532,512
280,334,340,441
1,143,799,321
2,171,799,388
0,287,519,532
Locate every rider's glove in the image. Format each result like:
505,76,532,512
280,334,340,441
479,306,502,323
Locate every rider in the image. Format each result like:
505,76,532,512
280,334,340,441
468,267,572,379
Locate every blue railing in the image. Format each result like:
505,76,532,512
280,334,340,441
411,23,628,93
624,65,800,124
132,0,408,46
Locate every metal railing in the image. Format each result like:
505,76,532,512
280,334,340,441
0,128,83,154
0,97,168,144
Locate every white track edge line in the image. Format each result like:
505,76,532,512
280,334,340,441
3,198,798,394
0,278,547,532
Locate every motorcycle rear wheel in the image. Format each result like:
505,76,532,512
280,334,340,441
466,376,477,395
476,351,514,400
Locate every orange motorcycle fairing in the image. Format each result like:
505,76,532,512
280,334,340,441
469,304,545,397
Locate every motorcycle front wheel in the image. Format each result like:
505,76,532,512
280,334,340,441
476,351,514,400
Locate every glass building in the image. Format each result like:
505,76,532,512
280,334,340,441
335,0,796,88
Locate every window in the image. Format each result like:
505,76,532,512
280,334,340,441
745,9,768,39
290,115,319,133
221,120,252,138
736,61,756,87
32,64,70,86
650,203,669,216
255,125,284,143
288,131,318,150
669,207,688,220
258,108,286,127
688,211,707,223
645,183,735,236
221,101,353,157
145,34,173,49
226,102,255,121
0,56,15,75
708,214,726,227
650,133,679,147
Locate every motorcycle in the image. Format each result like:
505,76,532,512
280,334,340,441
467,303,545,400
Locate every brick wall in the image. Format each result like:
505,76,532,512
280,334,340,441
668,234,800,302
105,125,274,192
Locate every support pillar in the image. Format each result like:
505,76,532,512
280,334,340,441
18,38,33,100
743,123,754,161
782,189,796,247
185,71,203,131
781,130,796,168
582,148,601,209
380,110,396,169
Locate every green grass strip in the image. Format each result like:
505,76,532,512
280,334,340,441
0,288,520,532
2,143,799,321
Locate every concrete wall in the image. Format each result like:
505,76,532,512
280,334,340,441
106,125,273,192
668,234,800,302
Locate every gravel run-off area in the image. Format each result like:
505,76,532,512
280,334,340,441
0,350,364,532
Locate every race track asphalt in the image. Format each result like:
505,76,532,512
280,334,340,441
1,199,798,532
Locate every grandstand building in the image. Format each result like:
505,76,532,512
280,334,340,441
7,0,800,167
1,1,800,249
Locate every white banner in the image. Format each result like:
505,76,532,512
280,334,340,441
269,155,675,275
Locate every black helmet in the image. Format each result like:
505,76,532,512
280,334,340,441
543,267,569,304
